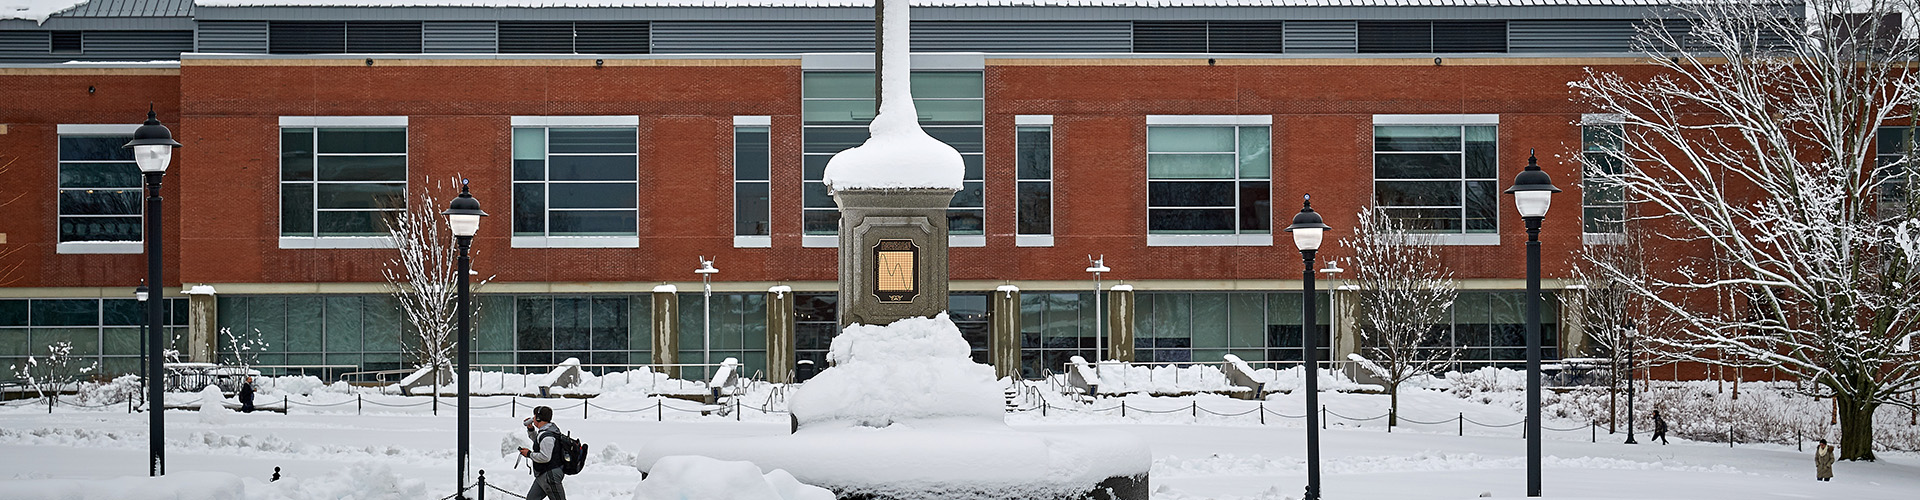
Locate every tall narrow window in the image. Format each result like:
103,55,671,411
1877,127,1914,209
1372,115,1499,244
1145,115,1272,246
1016,116,1054,247
734,116,772,248
802,70,984,246
510,117,640,248
279,117,408,247
1581,118,1627,237
56,125,142,253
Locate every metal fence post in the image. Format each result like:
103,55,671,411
1591,422,1596,443
1388,409,1394,433
1259,401,1265,425
511,396,516,418
583,399,588,419
656,401,662,422
1121,401,1127,418
1191,401,1197,419
1458,412,1464,436
1322,404,1327,429
283,395,288,414
478,470,486,500
357,394,362,415
48,394,55,414
736,399,742,421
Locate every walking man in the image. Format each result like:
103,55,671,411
518,406,567,500
238,377,256,413
1815,439,1835,481
1651,409,1668,445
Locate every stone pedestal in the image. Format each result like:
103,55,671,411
833,188,957,327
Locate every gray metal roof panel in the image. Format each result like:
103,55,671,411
61,0,194,17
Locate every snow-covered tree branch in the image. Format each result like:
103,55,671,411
1343,209,1458,427
1571,0,1920,460
9,341,97,400
382,177,490,389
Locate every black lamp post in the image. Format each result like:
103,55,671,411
1286,194,1332,500
1504,150,1560,497
125,107,180,476
1624,319,1638,445
442,179,486,495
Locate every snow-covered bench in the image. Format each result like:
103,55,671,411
536,358,582,397
398,365,452,396
1222,354,1266,400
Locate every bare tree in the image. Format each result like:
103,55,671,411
10,341,98,400
1572,0,1920,460
382,177,489,393
1343,209,1458,427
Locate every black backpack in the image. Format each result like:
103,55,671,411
539,430,589,475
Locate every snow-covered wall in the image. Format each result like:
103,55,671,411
787,314,1001,427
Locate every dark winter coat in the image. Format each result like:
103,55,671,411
1816,444,1835,479
1653,414,1667,434
238,382,255,412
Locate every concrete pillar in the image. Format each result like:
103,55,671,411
1331,286,1364,382
1559,289,1585,357
1107,286,1135,362
652,287,680,379
990,286,1021,379
766,287,796,383
184,285,218,363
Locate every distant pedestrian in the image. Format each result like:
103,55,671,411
1651,410,1668,445
238,377,256,413
518,406,567,500
1815,439,1835,481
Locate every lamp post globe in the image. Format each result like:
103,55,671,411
124,106,179,477
1284,194,1331,500
441,179,486,496
1504,150,1560,498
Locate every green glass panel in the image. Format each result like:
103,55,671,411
550,128,637,154
325,296,363,353
1020,294,1045,335
316,155,407,182
0,300,25,326
914,100,983,124
1149,127,1235,153
803,72,875,99
246,296,286,353
0,329,29,356
734,127,771,181
363,295,403,352
514,128,546,160
1191,293,1229,349
678,294,703,360
1268,293,1303,325
802,100,878,125
59,136,136,161
281,129,315,181
1148,154,1236,179
1582,125,1623,152
317,210,392,236
1229,293,1266,348
742,293,767,352
477,295,515,352
628,294,653,353
316,128,405,154
326,353,362,369
102,327,140,356
37,328,100,356
31,299,98,326
100,357,139,376
101,299,141,326
1044,293,1081,341
1375,126,1460,152
1239,127,1271,179
911,72,984,98
281,183,315,236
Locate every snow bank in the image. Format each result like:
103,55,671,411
633,456,834,500
788,313,1001,428
1092,363,1243,395
819,0,964,191
0,471,243,500
1254,365,1378,393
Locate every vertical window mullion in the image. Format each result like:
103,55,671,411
544,128,552,238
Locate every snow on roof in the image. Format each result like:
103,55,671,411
192,1,1728,8
1,0,88,22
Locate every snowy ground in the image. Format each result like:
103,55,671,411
3,384,1915,500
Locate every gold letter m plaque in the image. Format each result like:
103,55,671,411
874,239,918,303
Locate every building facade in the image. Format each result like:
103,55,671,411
3,0,1751,382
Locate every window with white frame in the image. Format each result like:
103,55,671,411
280,117,408,243
1581,119,1627,236
56,125,142,252
734,117,771,247
1145,116,1271,245
1372,115,1499,239
1877,126,1915,208
802,70,984,240
1016,116,1053,246
510,117,638,247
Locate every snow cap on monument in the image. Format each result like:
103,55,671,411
820,0,965,192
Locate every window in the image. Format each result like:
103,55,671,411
1429,291,1559,370
1,297,186,377
793,292,837,382
678,292,768,381
1019,292,1095,379
1877,127,1914,208
280,117,408,248
1372,115,1499,244
1145,115,1272,246
1134,292,1327,363
734,117,772,248
1582,119,1627,237
1016,116,1054,246
511,116,639,248
802,70,985,246
56,125,142,253
951,293,991,364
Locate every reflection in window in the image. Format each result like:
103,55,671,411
1019,292,1094,378
1146,124,1271,235
512,127,639,237
802,71,985,235
734,122,771,237
58,134,142,242
1373,124,1498,233
281,127,408,237
1582,123,1627,234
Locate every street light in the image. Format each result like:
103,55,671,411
1624,319,1638,445
1504,150,1560,498
1286,194,1331,500
1086,255,1109,362
125,105,179,477
442,179,486,496
696,257,719,379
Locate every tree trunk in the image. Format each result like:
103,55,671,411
1388,383,1399,427
1836,394,1877,461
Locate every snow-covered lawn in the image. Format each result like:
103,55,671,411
3,385,1914,500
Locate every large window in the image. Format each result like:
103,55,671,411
1016,116,1054,246
951,293,991,364
515,296,648,373
511,117,639,247
1019,292,1095,378
1582,120,1627,236
678,292,767,380
802,71,985,243
793,292,837,381
1373,115,1499,241
2,297,186,377
1877,127,1915,207
280,117,408,245
1145,116,1272,246
1430,291,1559,369
1134,292,1328,364
56,125,142,252
734,117,772,247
